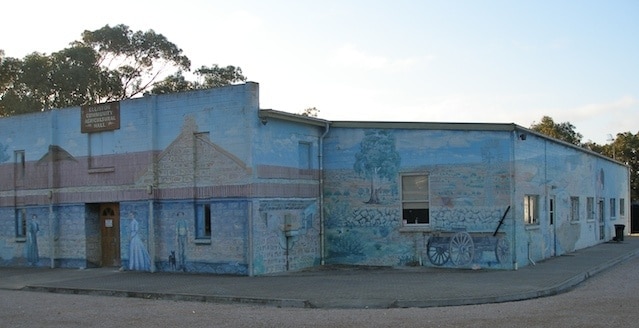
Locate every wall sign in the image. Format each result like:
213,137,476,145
81,101,120,133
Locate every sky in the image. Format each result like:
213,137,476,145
1,0,637,144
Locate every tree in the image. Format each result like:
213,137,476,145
300,107,319,117
79,24,191,100
149,64,246,95
606,132,639,201
530,116,583,145
0,24,246,116
354,130,401,204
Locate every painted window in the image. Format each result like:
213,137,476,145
401,174,429,225
88,131,114,169
524,195,539,225
549,197,555,225
610,198,616,218
15,208,26,239
195,204,212,240
14,150,25,182
298,142,311,170
586,197,594,221
570,197,580,222
620,198,625,216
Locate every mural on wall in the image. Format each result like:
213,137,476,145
127,211,151,271
324,130,515,269
0,142,8,163
26,215,39,266
254,201,319,274
354,130,400,204
136,116,251,189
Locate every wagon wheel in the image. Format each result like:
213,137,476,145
426,238,450,266
449,232,474,266
495,237,510,264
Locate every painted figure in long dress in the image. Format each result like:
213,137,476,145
128,212,151,271
26,215,39,265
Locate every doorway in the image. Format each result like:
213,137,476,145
100,203,120,267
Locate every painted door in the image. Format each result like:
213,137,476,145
549,195,556,256
100,203,120,267
598,199,605,240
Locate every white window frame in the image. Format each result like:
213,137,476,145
586,197,595,221
620,198,626,216
610,198,616,218
401,173,430,225
570,196,580,222
524,195,539,225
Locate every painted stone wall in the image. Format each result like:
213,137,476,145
323,127,514,269
253,200,320,275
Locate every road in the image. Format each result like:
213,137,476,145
2,255,638,327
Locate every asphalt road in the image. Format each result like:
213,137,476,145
2,255,638,328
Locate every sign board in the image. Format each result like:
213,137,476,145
81,102,120,133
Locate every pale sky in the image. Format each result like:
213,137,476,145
2,0,637,144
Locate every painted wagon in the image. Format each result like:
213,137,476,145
425,231,510,266
425,206,511,267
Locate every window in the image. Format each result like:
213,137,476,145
610,198,616,218
14,150,25,185
570,197,580,222
88,131,115,169
298,142,311,170
401,174,429,225
549,196,555,225
620,198,626,216
586,197,594,221
524,195,539,225
15,208,26,239
195,204,212,240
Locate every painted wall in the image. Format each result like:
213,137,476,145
0,83,322,275
512,133,630,267
323,127,514,269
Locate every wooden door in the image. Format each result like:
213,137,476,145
100,203,120,267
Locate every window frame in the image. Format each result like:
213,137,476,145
400,173,430,226
195,203,212,243
610,198,616,218
620,198,626,216
524,194,539,225
586,197,595,221
570,196,580,222
15,208,27,241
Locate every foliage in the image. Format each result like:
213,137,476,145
300,107,320,117
533,115,638,201
530,116,583,145
149,65,246,95
0,24,246,116
354,130,401,204
605,132,639,201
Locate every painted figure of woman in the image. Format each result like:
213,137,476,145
26,215,39,265
128,212,151,271
176,212,187,272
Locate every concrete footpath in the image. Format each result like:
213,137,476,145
2,237,639,309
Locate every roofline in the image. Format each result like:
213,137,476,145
258,109,330,127
258,109,625,167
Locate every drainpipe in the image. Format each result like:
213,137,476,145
147,95,158,273
319,122,330,265
511,130,518,270
49,110,57,269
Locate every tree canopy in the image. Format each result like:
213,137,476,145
530,116,583,145
530,115,638,201
0,24,246,116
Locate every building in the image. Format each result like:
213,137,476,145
0,82,630,275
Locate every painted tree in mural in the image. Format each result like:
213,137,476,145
354,130,401,204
